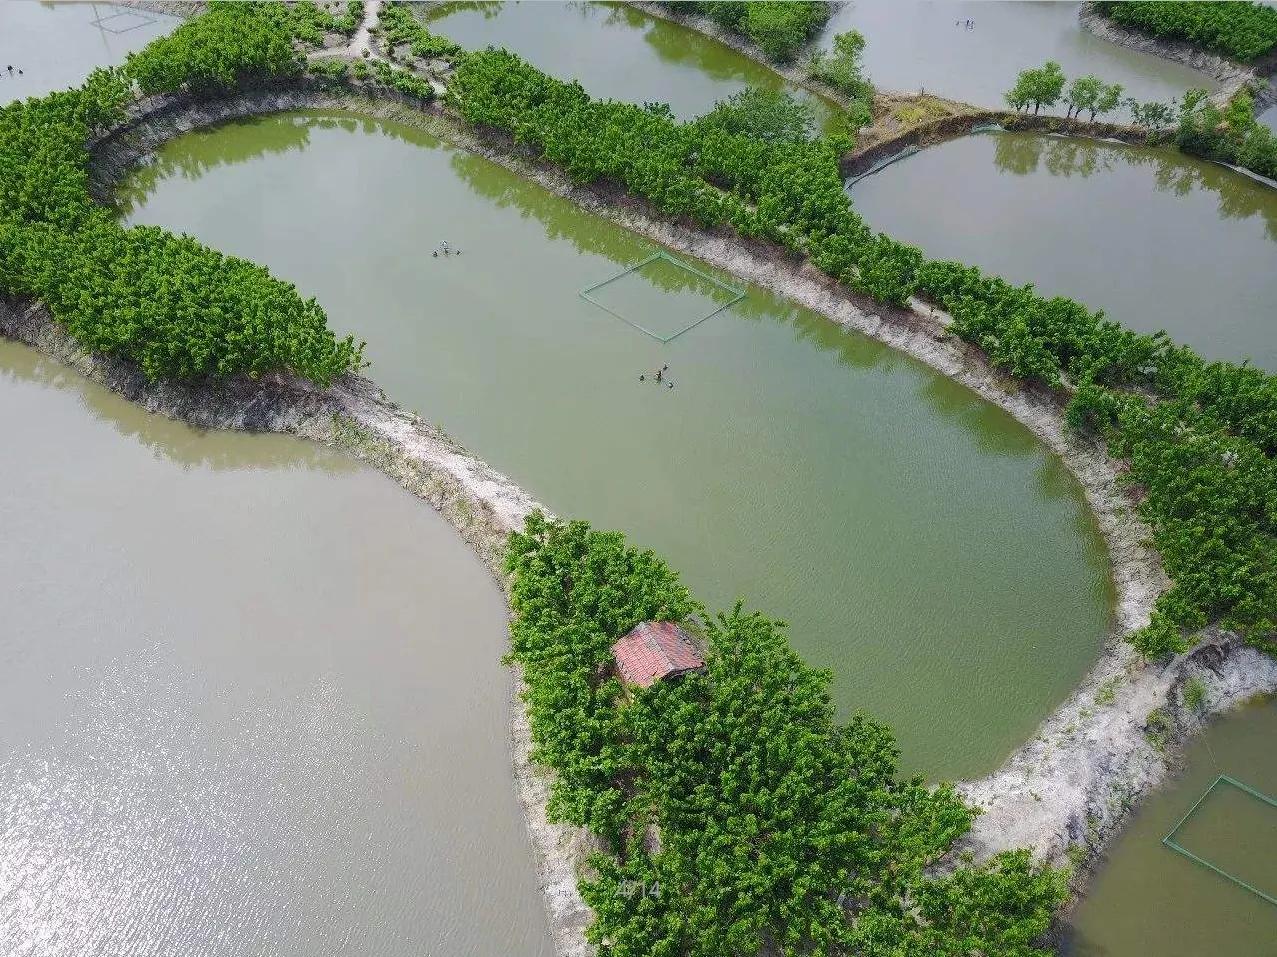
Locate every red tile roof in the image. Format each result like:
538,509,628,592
612,621,705,688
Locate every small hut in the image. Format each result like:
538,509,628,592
612,621,705,688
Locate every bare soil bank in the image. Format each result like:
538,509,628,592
8,80,1271,954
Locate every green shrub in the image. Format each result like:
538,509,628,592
1183,677,1208,712
377,2,462,60
2,214,362,384
0,10,364,387
809,29,874,101
506,513,1066,957
1095,1,1277,62
125,2,304,97
695,87,815,143
665,0,828,63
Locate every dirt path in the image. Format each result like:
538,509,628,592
350,0,382,59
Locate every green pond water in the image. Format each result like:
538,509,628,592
817,0,1219,116
0,337,553,956
419,0,837,123
851,131,1277,370
119,110,1114,780
1065,697,1277,956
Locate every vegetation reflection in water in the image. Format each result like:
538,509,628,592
813,0,1217,113
851,131,1277,370
1064,697,1277,957
420,0,837,123
0,338,554,957
119,111,1114,779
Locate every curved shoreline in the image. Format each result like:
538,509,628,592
623,0,848,107
14,80,1275,951
630,0,1277,194
1078,1,1277,106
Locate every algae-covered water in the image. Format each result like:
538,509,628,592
119,110,1115,780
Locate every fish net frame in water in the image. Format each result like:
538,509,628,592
90,10,159,34
579,251,746,343
1161,773,1277,907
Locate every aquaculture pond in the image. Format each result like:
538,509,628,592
0,337,554,957
851,131,1277,370
1064,697,1277,956
1262,103,1277,133
817,0,1218,114
419,1,835,122
119,110,1114,780
0,0,177,100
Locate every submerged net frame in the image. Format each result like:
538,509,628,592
90,10,158,34
579,251,745,343
1161,773,1277,907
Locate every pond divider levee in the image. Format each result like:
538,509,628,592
7,77,1271,952
842,110,1158,180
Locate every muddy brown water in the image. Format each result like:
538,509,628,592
0,338,554,956
3,9,554,955
1063,696,1277,957
850,130,1277,369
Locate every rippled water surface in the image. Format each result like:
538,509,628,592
851,131,1277,369
120,111,1115,779
0,339,554,957
1065,697,1277,957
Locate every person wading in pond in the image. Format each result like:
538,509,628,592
639,364,671,386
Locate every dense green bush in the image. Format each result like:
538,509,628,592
809,28,875,124
664,1,829,62
334,0,363,35
2,214,362,383
1069,384,1277,657
506,513,1068,957
695,87,815,143
1005,61,1066,114
0,8,364,386
0,81,124,230
1176,87,1277,180
1095,1,1277,62
125,2,313,97
376,2,462,60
